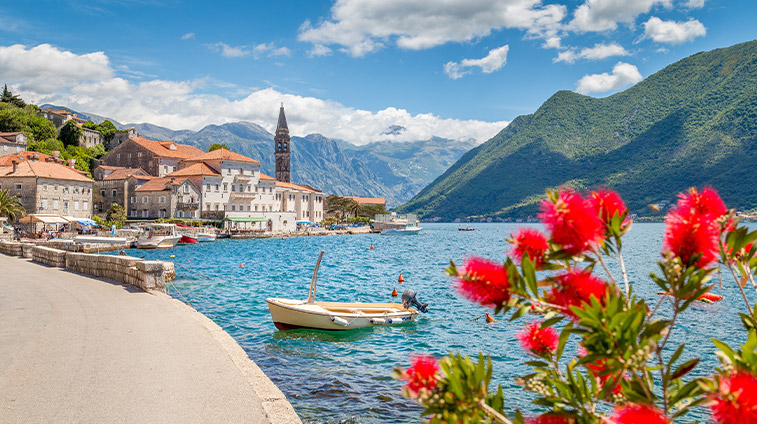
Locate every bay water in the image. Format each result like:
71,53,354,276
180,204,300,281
122,223,755,423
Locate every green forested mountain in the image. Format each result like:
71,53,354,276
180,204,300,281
397,40,757,220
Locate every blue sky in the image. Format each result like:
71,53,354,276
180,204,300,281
0,0,754,145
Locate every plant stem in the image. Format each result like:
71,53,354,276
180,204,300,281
478,399,512,424
657,302,679,417
726,263,752,311
594,249,616,285
617,249,630,298
747,267,757,296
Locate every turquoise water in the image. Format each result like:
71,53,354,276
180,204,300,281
121,223,756,423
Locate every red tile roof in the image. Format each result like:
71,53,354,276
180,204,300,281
167,163,221,177
0,160,93,183
275,181,322,193
103,168,150,181
183,148,260,164
134,176,191,192
0,151,53,166
130,136,204,159
259,173,276,181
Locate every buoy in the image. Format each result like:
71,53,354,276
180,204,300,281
170,255,175,258
282,237,285,240
392,287,398,297
370,244,374,250
187,259,190,262
240,262,244,268
485,313,496,323
398,273,405,283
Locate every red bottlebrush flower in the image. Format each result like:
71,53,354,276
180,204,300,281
585,357,625,395
589,189,628,225
516,321,559,356
402,354,440,396
456,257,511,308
539,190,605,255
526,414,573,424
711,371,757,424
609,404,670,424
510,227,549,268
677,187,727,220
663,207,720,268
545,269,607,319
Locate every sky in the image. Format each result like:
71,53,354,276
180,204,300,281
0,0,755,145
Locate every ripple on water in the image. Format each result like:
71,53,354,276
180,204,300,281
120,223,757,423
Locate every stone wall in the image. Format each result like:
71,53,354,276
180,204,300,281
0,240,172,293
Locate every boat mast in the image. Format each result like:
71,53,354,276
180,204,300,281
307,250,325,304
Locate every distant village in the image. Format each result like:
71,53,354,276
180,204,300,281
0,98,387,234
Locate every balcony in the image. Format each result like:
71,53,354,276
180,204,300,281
177,202,200,210
229,192,256,200
234,175,251,183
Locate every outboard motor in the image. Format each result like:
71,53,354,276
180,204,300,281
401,289,429,313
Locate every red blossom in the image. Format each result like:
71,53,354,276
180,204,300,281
510,228,549,268
609,404,670,424
711,371,757,424
545,269,608,319
663,207,720,268
526,414,573,424
516,321,559,356
584,357,625,395
456,257,511,308
589,189,628,225
403,354,440,396
539,190,605,255
677,187,727,221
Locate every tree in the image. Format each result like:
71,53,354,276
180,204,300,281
82,120,98,130
58,120,82,147
0,102,56,142
0,189,26,221
1,84,25,108
97,120,116,142
105,203,126,228
208,143,229,152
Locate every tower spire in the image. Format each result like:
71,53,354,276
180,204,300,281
274,104,291,183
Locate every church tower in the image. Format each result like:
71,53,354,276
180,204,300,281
274,103,291,183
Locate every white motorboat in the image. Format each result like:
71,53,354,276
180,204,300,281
381,226,422,236
266,251,429,331
196,233,217,242
136,223,181,249
74,235,129,244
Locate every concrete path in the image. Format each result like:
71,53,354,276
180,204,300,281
0,254,301,424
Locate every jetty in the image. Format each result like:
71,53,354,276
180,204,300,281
0,251,300,423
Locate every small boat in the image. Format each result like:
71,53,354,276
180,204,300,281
196,233,217,242
658,291,724,302
178,234,198,245
381,226,422,236
458,228,475,231
266,251,429,331
136,223,181,249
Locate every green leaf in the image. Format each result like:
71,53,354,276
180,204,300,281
670,358,700,380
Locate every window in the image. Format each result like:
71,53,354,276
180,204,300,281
112,189,117,197
231,184,235,192
269,187,272,193
205,203,210,210
215,204,219,211
239,184,244,192
74,201,79,210
255,205,258,211
215,184,219,191
183,185,189,194
239,167,244,175
206,184,211,191
138,152,142,158
159,196,166,203
130,196,136,203
142,196,148,203
101,189,106,196
130,209,136,216
63,201,69,213
142,209,148,218
15,184,21,190
231,205,236,211
43,184,47,191
41,199,47,210
54,200,59,209
83,201,88,211
247,205,250,211
223,183,228,192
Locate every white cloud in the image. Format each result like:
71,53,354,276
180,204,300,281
308,44,332,57
181,32,195,40
209,42,249,58
0,44,112,92
445,45,509,79
570,0,671,32
3,44,507,145
685,0,706,8
641,17,706,44
298,0,566,57
554,42,630,63
542,36,563,49
576,62,642,94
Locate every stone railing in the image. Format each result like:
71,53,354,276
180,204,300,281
0,240,172,293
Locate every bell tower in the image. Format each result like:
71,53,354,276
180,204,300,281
274,103,291,183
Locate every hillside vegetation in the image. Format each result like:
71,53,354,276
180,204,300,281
397,40,757,220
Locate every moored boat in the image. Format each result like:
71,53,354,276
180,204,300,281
266,251,429,331
197,233,217,242
381,226,422,235
136,223,181,249
178,234,198,245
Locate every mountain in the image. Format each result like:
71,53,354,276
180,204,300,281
121,121,474,206
397,40,757,220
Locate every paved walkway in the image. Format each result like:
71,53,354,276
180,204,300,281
0,254,300,423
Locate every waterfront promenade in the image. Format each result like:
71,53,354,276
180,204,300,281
0,254,300,423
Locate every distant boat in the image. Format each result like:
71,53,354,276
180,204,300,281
136,224,181,249
196,233,217,242
458,228,475,231
178,234,198,245
381,226,422,235
266,251,429,331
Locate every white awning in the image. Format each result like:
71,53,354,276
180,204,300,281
62,216,78,223
37,216,69,224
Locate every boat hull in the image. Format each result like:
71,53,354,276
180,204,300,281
381,226,422,236
137,235,181,249
178,235,198,244
266,298,418,331
197,233,217,242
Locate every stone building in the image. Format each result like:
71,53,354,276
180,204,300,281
0,159,94,219
131,177,201,219
0,132,27,155
92,166,153,215
38,108,139,149
99,136,204,177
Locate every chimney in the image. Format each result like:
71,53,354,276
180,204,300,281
68,158,76,168
11,160,18,173
45,157,54,163
52,150,60,159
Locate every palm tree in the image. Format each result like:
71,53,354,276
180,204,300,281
0,189,26,221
